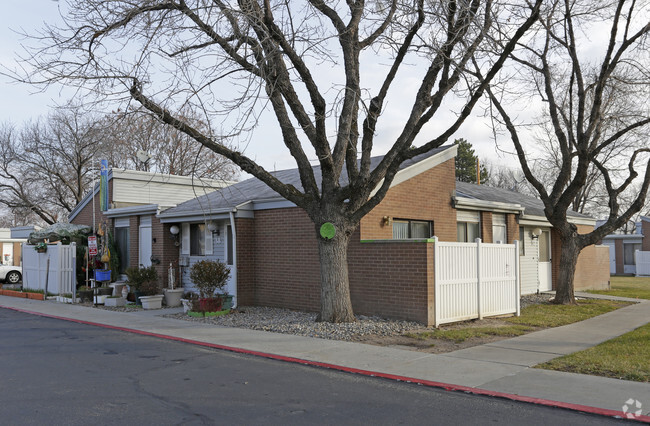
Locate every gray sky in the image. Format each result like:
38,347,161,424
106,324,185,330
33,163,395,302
0,1,519,173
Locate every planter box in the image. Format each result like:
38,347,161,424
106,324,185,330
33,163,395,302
26,292,45,300
56,296,80,304
164,288,184,307
1,289,27,298
94,295,108,304
139,294,164,310
104,297,126,307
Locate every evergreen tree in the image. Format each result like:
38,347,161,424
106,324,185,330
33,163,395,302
454,139,489,184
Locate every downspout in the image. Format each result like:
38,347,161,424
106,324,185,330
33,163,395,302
229,210,237,309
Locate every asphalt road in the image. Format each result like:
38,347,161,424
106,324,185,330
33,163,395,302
0,308,631,425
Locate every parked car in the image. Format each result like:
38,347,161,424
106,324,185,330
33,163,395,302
0,265,22,284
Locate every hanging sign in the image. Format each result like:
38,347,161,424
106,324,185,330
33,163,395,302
88,235,98,256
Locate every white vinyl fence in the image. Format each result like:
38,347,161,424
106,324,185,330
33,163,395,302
434,237,520,327
635,251,650,276
22,243,77,295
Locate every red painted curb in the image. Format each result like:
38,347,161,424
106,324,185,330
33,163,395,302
4,305,649,423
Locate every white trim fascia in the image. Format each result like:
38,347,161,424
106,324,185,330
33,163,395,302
0,238,28,243
251,199,296,211
453,197,525,214
158,208,235,222
519,214,596,227
603,234,644,241
640,215,650,223
103,204,160,218
369,145,457,197
111,169,235,189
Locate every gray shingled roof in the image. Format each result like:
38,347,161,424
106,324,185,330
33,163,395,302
455,181,592,219
160,145,454,217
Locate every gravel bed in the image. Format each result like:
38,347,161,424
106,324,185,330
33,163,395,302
520,293,554,309
166,306,428,341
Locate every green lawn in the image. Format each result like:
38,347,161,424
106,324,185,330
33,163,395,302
538,323,650,382
587,276,650,300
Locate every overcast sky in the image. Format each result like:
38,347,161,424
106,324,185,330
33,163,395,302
0,1,522,174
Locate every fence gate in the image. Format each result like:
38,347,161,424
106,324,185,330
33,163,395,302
433,237,520,327
22,243,77,295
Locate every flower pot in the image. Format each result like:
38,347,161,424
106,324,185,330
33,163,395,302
218,294,234,310
96,287,113,296
139,294,164,310
197,297,223,313
164,288,184,307
104,297,126,307
78,290,93,303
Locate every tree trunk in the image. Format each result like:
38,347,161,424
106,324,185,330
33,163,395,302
553,235,580,305
316,230,355,323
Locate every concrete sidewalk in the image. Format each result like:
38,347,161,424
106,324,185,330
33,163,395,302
1,292,648,420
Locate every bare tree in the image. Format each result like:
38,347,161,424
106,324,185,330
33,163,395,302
17,0,542,322
98,108,239,180
484,0,650,304
0,106,100,225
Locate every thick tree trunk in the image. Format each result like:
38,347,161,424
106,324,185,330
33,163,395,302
553,236,580,305
316,230,355,323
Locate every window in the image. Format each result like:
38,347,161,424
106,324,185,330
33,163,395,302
492,214,507,244
190,224,205,256
624,243,641,265
457,210,480,243
392,219,433,239
539,230,551,263
519,227,525,256
457,222,479,242
114,220,130,274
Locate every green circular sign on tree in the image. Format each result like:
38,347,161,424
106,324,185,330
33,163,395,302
320,222,336,240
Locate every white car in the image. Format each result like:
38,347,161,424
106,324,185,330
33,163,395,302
0,265,22,284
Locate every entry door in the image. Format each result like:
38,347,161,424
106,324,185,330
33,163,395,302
538,230,552,292
139,216,152,268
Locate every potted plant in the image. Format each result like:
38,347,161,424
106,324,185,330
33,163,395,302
127,266,163,310
35,242,47,253
189,259,230,316
163,262,183,307
125,266,159,306
77,286,93,303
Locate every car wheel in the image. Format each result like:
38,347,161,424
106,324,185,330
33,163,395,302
6,271,21,284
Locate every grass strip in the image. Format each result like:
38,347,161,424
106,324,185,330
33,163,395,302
537,323,650,382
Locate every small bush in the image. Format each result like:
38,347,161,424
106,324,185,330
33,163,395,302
126,266,160,295
190,260,230,299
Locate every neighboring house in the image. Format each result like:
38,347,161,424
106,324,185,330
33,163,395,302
69,168,234,287
0,227,34,267
600,216,650,275
158,144,609,325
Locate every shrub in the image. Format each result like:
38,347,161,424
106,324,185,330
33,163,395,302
126,266,159,295
190,260,230,299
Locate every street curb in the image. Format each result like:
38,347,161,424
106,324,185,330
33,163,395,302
5,305,649,423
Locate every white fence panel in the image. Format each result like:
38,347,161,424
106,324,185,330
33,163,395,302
636,251,650,276
434,238,519,327
22,243,77,295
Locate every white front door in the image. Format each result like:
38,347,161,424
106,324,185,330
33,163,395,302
538,229,552,292
139,216,152,268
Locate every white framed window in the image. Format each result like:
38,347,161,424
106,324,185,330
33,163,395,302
392,219,433,239
181,223,213,256
519,227,525,255
457,210,480,242
492,214,507,244
624,243,641,265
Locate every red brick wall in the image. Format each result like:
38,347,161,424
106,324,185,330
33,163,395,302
480,212,493,243
150,216,179,289
360,158,457,242
242,207,435,324
643,220,650,251
506,214,518,244
235,217,256,305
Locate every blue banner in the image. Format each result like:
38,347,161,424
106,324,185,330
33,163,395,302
100,159,109,211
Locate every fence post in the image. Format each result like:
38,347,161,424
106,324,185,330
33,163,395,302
433,236,440,327
514,240,521,317
476,238,482,320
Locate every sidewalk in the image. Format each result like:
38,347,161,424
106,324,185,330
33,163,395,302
1,292,648,421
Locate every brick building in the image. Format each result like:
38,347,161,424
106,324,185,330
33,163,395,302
158,145,610,325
